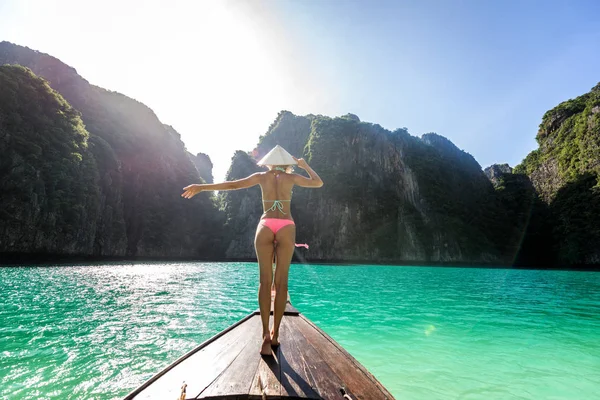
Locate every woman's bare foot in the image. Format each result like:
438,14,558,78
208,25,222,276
270,329,280,347
260,335,272,356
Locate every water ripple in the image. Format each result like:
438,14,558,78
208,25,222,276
1,264,599,399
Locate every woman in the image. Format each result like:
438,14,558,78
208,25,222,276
181,145,323,355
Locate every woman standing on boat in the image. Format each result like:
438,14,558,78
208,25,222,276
181,145,323,355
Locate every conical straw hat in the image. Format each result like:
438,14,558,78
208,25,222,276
256,145,297,166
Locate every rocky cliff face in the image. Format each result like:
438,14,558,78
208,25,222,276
221,113,511,264
219,85,600,267
0,42,222,258
220,151,265,258
0,65,114,255
516,83,600,200
188,151,214,184
514,82,600,265
2,41,597,267
484,164,513,187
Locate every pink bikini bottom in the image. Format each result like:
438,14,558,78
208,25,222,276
260,219,309,249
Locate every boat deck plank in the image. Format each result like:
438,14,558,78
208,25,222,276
124,302,394,400
284,317,347,399
197,316,262,398
249,351,282,398
278,318,326,399
292,316,391,400
131,315,253,399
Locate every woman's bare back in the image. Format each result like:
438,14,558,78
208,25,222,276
259,170,295,219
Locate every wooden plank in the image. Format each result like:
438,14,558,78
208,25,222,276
248,349,282,398
294,316,394,400
278,317,322,399
286,317,347,399
124,312,257,400
126,305,395,400
300,316,394,398
198,316,263,398
131,318,252,399
189,316,264,398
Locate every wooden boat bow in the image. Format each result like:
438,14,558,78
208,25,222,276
122,294,394,399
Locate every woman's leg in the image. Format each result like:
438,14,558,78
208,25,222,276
271,224,296,345
255,223,275,355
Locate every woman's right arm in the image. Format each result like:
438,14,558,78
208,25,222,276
292,158,323,188
182,173,262,199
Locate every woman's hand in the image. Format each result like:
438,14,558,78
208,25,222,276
293,156,309,170
181,184,204,199
291,156,323,188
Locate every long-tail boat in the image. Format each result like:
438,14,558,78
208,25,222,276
123,295,395,399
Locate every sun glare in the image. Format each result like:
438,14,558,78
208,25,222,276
3,0,332,180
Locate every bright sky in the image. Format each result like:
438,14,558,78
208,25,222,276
1,0,600,181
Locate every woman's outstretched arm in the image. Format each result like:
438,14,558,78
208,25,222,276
292,157,323,188
181,173,262,199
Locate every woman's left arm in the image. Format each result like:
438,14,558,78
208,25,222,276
182,173,262,199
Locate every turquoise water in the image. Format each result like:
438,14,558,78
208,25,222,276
1,263,599,399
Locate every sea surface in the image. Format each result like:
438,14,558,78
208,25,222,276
1,263,599,399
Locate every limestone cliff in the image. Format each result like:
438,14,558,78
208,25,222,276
220,151,265,258
2,41,597,267
187,151,214,184
221,112,510,264
0,42,222,258
0,65,111,255
515,82,600,265
484,164,513,187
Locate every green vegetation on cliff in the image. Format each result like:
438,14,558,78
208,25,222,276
1,41,597,267
510,82,600,266
550,173,600,264
0,65,102,253
256,111,313,161
515,83,600,192
218,151,264,258
222,111,528,263
0,41,223,258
